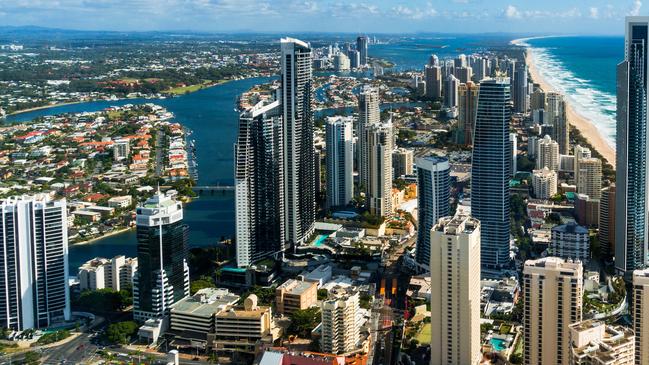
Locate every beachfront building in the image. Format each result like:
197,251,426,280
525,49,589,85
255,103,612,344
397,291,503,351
325,116,354,209
547,92,569,154
458,81,479,145
569,320,635,365
133,192,190,321
513,63,529,113
471,78,512,273
523,257,583,365
79,255,138,291
281,37,316,248
415,156,451,268
235,100,285,268
600,184,616,261
576,157,602,200
633,268,649,365
616,17,649,279
536,135,560,172
429,214,481,365
0,195,71,330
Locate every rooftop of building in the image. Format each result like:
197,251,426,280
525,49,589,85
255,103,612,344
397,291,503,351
552,221,588,235
171,288,240,317
277,279,317,296
524,256,582,272
433,214,479,235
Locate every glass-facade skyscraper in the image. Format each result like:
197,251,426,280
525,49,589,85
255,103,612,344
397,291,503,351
471,78,512,274
235,100,285,267
356,36,368,66
281,38,316,248
415,156,450,268
616,17,649,278
133,192,189,321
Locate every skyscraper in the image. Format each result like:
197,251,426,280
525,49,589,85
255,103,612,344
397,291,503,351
458,81,479,145
616,17,649,278
356,36,368,66
325,116,354,209
235,100,285,268
425,65,442,100
133,192,190,321
536,135,560,171
456,66,473,84
443,74,459,109
281,38,316,247
429,54,439,67
513,63,529,113
600,184,616,261
357,85,380,192
365,121,393,217
575,157,602,200
547,92,570,154
415,156,450,268
510,132,518,177
430,214,481,365
471,78,512,272
632,268,649,365
0,195,70,330
320,287,360,354
392,147,414,178
523,257,583,365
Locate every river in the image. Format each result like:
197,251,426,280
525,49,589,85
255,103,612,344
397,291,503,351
5,76,424,275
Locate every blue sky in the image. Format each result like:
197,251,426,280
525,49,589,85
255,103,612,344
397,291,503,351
0,0,643,34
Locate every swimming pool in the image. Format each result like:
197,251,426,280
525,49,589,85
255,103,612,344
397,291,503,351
490,338,508,352
313,235,328,247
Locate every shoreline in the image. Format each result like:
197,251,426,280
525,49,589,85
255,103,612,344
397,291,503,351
70,226,133,246
512,37,616,168
6,78,239,118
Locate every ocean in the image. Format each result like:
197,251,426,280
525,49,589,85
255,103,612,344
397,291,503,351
522,36,623,148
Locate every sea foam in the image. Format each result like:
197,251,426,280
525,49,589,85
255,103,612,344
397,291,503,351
514,38,617,150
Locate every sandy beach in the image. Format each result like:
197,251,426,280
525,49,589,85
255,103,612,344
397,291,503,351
519,41,616,168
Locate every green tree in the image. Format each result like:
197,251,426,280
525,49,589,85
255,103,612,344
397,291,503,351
190,275,216,295
105,321,139,344
287,307,321,338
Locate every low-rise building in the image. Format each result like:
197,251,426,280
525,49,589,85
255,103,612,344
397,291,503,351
169,288,240,350
214,294,276,354
107,195,133,208
569,320,634,365
551,222,590,261
78,255,138,291
275,279,318,315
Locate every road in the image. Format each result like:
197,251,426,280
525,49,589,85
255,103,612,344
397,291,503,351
154,129,164,176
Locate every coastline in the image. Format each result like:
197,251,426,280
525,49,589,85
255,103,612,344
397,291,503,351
70,226,133,246
513,38,616,168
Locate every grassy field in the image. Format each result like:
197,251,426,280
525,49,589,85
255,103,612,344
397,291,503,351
166,80,223,95
414,323,431,344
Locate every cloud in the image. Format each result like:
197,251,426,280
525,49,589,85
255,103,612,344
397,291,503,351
629,0,642,16
589,7,599,19
504,5,521,19
391,4,437,20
